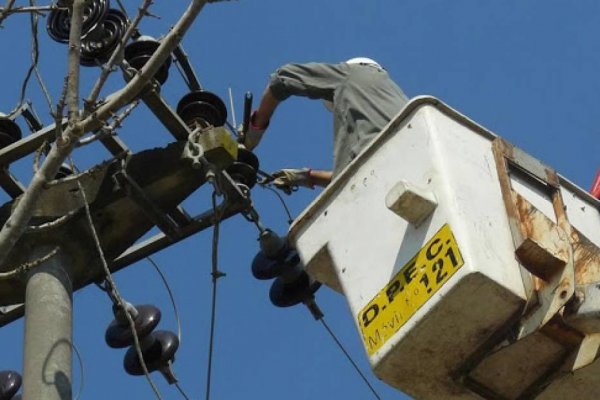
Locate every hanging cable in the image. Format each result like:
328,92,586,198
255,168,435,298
205,189,226,400
175,381,192,400
259,183,294,225
114,0,128,17
319,317,381,399
68,156,164,399
146,256,182,343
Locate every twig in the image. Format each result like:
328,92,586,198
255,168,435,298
0,0,16,26
32,140,50,173
66,0,84,123
0,5,63,16
85,0,154,111
78,100,139,147
0,246,60,280
25,208,79,232
71,156,163,399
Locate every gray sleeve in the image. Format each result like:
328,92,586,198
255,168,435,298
268,62,348,102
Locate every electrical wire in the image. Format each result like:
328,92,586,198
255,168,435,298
259,183,295,225
72,342,85,400
173,57,193,90
146,256,183,343
205,190,225,400
175,382,192,400
69,156,164,399
319,317,382,400
114,0,128,17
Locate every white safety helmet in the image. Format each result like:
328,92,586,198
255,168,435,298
345,57,382,69
323,57,383,112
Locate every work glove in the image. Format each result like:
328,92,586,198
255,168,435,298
243,111,267,150
271,168,314,194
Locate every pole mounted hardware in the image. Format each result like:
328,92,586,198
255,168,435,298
177,91,228,130
0,370,21,400
105,303,179,384
0,118,21,150
226,147,259,189
251,229,321,307
47,0,129,67
46,0,110,43
125,36,174,85
80,9,128,67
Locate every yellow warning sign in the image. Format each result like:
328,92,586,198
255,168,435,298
358,224,464,355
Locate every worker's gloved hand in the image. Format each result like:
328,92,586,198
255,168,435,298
243,111,268,150
271,168,314,194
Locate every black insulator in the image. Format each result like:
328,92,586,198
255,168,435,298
54,164,74,180
252,249,300,281
124,38,172,85
123,330,179,380
0,370,21,400
226,147,259,188
46,0,110,43
105,304,161,349
176,91,227,128
237,147,259,170
0,118,22,149
270,271,321,308
226,162,257,188
80,9,127,67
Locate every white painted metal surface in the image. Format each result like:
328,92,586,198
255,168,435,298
288,97,600,399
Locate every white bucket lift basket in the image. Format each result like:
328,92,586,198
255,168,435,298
288,97,600,399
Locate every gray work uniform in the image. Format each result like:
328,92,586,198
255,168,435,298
268,62,408,176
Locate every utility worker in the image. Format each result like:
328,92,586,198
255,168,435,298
244,57,408,192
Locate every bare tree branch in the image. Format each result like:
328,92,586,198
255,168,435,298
0,246,60,280
25,209,79,232
66,0,84,122
78,99,140,147
85,0,154,111
0,0,17,26
0,5,63,16
0,0,211,266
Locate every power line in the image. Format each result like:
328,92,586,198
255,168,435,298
259,183,295,225
319,317,382,400
147,256,183,344
175,381,192,400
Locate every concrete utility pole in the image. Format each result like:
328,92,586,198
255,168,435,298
22,246,72,400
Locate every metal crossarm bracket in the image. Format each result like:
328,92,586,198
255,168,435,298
113,168,183,240
173,45,202,91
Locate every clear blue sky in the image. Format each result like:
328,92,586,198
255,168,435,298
0,1,598,399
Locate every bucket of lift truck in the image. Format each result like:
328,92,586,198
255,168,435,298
288,96,600,399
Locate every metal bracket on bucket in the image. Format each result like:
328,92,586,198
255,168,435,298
492,138,575,338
